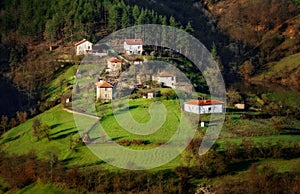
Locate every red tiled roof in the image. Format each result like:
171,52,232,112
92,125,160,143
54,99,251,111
185,100,224,106
107,57,121,63
95,81,113,88
75,39,91,46
158,72,175,77
124,39,143,45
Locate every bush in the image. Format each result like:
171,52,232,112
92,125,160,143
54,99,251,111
161,89,177,100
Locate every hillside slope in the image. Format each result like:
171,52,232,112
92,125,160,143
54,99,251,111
203,0,300,85
253,52,300,90
125,0,300,87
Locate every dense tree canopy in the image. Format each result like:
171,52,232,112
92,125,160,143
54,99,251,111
0,0,189,44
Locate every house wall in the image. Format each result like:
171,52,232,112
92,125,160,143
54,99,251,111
147,93,154,99
107,61,122,72
184,104,224,114
155,76,176,88
199,104,224,114
76,41,93,55
184,104,200,114
124,43,143,55
96,87,113,100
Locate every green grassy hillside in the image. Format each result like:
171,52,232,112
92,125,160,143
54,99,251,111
1,98,300,192
45,65,77,102
0,99,187,170
2,99,300,168
0,105,100,167
253,52,300,88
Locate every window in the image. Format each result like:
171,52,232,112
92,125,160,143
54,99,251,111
208,107,211,112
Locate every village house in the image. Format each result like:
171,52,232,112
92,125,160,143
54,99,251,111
124,39,143,55
75,39,93,55
147,92,154,99
139,89,159,99
95,80,113,101
106,57,122,73
153,72,176,89
184,100,225,114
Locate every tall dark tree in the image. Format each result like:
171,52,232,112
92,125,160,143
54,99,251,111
1,115,9,134
32,118,41,141
121,8,130,29
132,5,140,24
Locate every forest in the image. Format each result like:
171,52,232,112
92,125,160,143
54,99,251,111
0,0,188,43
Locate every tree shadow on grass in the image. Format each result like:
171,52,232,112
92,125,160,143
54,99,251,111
111,136,126,141
51,130,78,140
280,127,300,135
227,159,259,173
51,127,74,136
50,123,62,129
84,160,106,167
61,157,79,165
89,137,100,142
1,134,22,144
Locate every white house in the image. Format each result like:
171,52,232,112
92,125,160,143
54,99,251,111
95,80,113,101
75,39,93,55
107,57,122,72
184,100,225,114
124,39,143,55
147,92,154,99
153,72,176,89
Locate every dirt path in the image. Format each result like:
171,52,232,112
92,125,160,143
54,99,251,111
63,108,100,120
